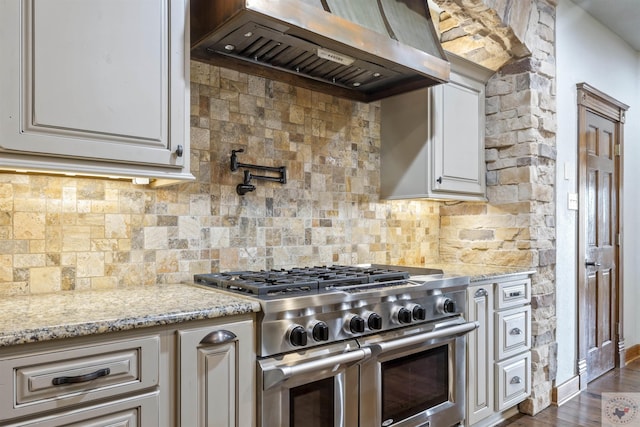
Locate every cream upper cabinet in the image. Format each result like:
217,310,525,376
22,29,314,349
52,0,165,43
380,53,493,201
0,0,192,185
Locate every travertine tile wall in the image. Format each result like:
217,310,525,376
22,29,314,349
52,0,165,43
0,61,441,296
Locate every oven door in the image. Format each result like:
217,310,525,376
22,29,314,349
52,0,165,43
258,340,369,427
359,320,478,427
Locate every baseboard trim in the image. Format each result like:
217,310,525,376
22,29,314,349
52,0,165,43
625,344,640,364
552,375,581,406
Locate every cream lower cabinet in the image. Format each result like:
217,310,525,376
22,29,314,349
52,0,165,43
178,318,255,427
466,275,531,426
0,0,192,185
0,333,162,426
0,315,255,427
466,285,494,425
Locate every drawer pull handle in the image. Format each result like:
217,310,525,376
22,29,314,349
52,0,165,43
508,291,522,297
510,328,523,335
510,376,522,384
52,368,111,386
200,329,237,345
475,288,488,297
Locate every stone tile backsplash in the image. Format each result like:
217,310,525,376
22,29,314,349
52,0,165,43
0,61,440,295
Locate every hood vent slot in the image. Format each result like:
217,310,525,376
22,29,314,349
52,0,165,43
208,23,401,91
191,0,450,102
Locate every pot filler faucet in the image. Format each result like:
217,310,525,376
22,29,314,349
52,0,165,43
230,149,287,195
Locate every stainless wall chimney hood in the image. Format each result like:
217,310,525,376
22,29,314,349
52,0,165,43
191,0,450,102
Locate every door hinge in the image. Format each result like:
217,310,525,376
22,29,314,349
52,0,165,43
615,144,621,156
616,233,622,246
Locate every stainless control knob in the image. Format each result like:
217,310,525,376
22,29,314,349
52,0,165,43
289,325,308,346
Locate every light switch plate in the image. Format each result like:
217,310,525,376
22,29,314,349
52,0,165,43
564,162,572,180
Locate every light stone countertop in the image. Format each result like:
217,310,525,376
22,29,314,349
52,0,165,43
393,263,535,282
429,264,535,282
0,284,260,347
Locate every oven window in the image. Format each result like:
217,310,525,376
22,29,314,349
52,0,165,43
381,345,449,424
289,377,335,427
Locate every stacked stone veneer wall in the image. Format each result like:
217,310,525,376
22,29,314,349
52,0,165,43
438,0,557,415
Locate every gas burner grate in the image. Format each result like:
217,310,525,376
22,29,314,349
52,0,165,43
194,265,411,297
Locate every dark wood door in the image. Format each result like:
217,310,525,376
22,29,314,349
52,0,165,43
582,110,617,381
576,84,628,388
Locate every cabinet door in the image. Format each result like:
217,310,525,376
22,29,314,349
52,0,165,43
0,0,190,179
179,319,255,427
467,285,494,425
379,55,490,201
431,71,486,197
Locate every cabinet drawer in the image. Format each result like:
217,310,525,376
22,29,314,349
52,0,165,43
495,351,531,411
495,306,531,360
495,279,530,309
2,391,159,427
0,336,159,421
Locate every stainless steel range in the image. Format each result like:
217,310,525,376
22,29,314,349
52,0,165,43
195,265,477,427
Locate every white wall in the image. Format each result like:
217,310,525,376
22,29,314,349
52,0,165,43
556,0,640,385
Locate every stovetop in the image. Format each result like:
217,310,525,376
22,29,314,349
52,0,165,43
194,264,470,356
194,265,413,298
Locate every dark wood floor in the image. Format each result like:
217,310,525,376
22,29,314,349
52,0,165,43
500,359,640,426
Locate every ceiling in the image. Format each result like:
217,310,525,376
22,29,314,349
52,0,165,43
572,0,640,51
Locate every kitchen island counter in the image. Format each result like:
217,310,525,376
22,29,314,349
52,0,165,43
0,284,260,347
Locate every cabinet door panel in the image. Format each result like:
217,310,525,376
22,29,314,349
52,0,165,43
0,0,190,177
179,319,255,427
432,72,486,196
467,286,494,425
380,55,490,201
32,0,164,143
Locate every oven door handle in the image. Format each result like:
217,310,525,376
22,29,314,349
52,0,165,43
262,347,372,390
367,321,479,354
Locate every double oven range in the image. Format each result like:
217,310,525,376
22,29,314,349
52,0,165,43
195,265,477,427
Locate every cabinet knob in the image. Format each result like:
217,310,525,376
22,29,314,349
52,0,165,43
436,176,443,184
175,144,184,157
509,327,523,335
510,376,522,384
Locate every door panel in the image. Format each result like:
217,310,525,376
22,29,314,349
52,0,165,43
582,110,617,382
